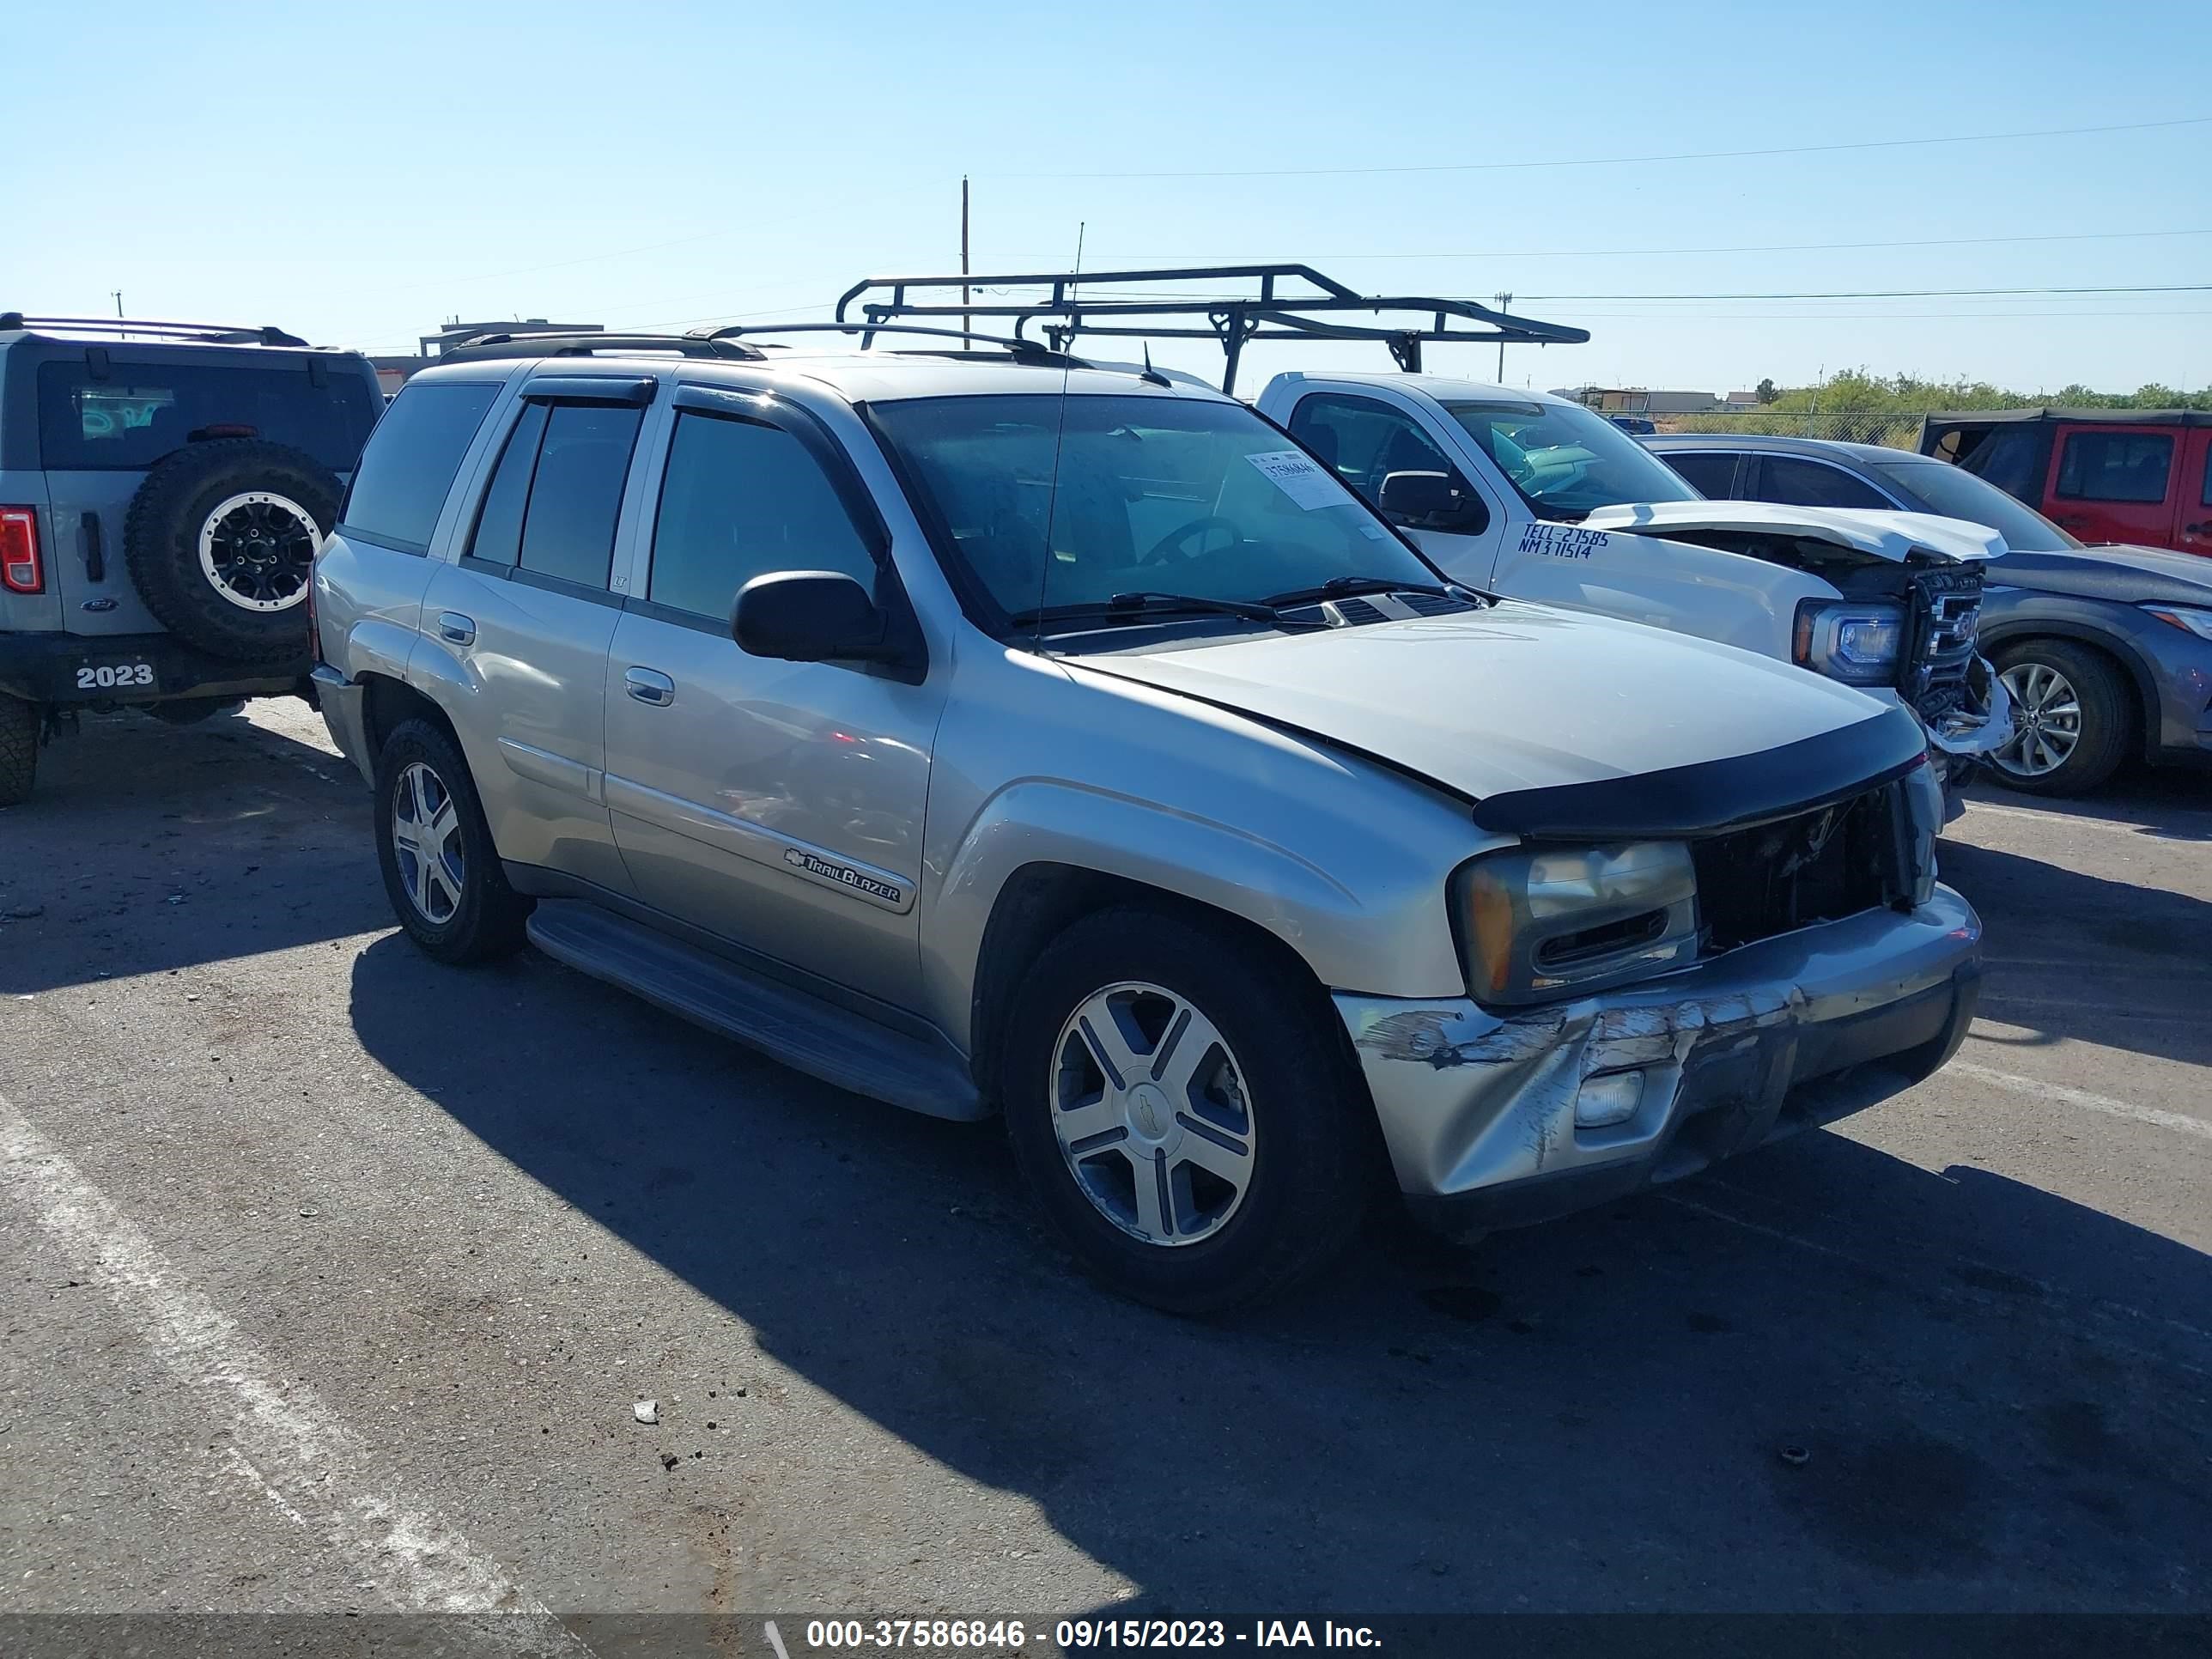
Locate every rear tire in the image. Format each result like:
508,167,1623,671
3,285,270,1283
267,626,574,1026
1990,640,2131,797
0,696,38,807
1001,906,1376,1314
373,719,532,963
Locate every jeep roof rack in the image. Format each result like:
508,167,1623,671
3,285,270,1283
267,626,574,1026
434,329,769,365
0,313,313,348
696,320,1090,370
833,263,1592,392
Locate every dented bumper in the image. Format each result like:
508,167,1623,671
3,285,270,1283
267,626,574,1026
1334,884,1982,1235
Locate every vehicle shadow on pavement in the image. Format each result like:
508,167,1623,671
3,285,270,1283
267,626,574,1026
348,937,2212,1613
0,708,388,996
1966,773,2212,842
1937,838,2212,1068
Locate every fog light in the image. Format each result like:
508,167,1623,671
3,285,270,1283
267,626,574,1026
1574,1071,1644,1129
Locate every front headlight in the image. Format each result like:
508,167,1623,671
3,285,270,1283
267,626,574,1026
1794,599,1904,686
1453,841,1698,1006
2142,602,2212,641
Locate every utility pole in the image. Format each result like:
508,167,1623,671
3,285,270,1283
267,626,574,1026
1493,291,1511,380
112,290,124,318
960,176,970,352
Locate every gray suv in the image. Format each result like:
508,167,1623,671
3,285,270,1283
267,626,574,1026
0,313,382,803
312,331,1983,1311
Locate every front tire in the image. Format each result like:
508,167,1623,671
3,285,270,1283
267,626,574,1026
1990,640,2131,797
0,696,39,806
374,719,532,963
1001,906,1376,1314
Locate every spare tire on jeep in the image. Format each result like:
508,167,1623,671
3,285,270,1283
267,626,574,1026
124,439,341,662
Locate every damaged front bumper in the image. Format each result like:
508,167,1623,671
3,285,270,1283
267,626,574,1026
1334,884,1982,1236
1912,654,2014,760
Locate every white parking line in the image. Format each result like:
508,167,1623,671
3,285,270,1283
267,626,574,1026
0,1088,586,1640
1948,1059,2212,1142
1961,799,2212,838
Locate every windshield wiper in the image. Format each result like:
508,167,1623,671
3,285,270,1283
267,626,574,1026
1007,591,1327,631
1260,574,1478,607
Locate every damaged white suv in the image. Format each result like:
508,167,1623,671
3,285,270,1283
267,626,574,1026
1259,373,2012,810
313,331,1983,1312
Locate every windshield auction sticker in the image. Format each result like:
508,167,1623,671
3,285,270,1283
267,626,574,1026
1246,449,1350,511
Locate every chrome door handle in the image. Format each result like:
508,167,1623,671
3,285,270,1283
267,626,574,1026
437,611,477,646
624,667,675,706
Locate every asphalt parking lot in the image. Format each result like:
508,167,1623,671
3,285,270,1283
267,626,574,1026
1,700,2206,1624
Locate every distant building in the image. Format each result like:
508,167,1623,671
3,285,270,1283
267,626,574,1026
367,319,604,397
1555,385,1727,416
1725,390,1765,407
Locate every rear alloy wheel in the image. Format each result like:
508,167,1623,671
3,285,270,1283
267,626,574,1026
374,719,532,963
1003,907,1377,1314
1990,640,2130,797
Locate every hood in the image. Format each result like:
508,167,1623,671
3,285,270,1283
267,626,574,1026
1581,500,2005,563
1075,601,1907,806
1995,543,2212,605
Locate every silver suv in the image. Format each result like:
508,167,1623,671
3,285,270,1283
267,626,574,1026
312,330,1983,1311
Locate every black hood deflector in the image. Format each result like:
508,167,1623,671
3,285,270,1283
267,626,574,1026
1470,706,1929,841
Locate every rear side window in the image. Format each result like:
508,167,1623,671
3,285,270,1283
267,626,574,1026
465,404,550,568
2057,431,2173,503
1756,456,1891,510
1658,449,1738,496
36,358,379,472
515,404,646,589
341,382,501,553
647,411,877,619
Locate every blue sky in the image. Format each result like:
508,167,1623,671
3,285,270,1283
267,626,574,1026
13,0,2210,395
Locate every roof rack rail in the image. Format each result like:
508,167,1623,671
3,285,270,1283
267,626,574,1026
435,331,769,365
834,263,1590,393
696,320,1088,369
0,313,311,348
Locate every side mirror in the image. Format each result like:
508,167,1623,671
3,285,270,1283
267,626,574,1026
733,571,902,666
1378,470,1488,534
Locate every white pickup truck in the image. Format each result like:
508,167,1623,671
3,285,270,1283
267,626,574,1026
1252,372,2011,802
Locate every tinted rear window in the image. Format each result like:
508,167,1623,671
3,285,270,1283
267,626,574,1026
36,358,378,472
339,382,501,554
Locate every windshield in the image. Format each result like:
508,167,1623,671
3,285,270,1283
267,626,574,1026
1443,398,1701,520
871,393,1440,628
1869,457,2082,551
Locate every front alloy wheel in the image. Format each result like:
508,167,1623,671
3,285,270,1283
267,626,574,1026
1994,659,2081,779
391,760,465,923
1050,981,1256,1246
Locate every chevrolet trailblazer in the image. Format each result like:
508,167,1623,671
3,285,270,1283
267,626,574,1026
310,325,1982,1311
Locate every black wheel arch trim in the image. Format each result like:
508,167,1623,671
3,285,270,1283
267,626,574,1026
1469,705,1930,840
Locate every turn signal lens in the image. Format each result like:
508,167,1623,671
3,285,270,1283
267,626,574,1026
1467,865,1517,1000
0,507,41,593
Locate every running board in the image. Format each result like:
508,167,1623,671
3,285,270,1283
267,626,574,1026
525,900,985,1121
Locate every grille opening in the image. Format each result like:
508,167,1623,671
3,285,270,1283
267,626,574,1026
1535,908,1670,970
1692,785,1905,956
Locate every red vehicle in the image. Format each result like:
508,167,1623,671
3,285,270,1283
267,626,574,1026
1918,408,2212,557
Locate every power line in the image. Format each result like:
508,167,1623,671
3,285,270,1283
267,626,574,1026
987,114,2212,180
1511,283,2212,301
990,227,2212,264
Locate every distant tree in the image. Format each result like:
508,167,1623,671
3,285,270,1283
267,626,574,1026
1754,377,1778,404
